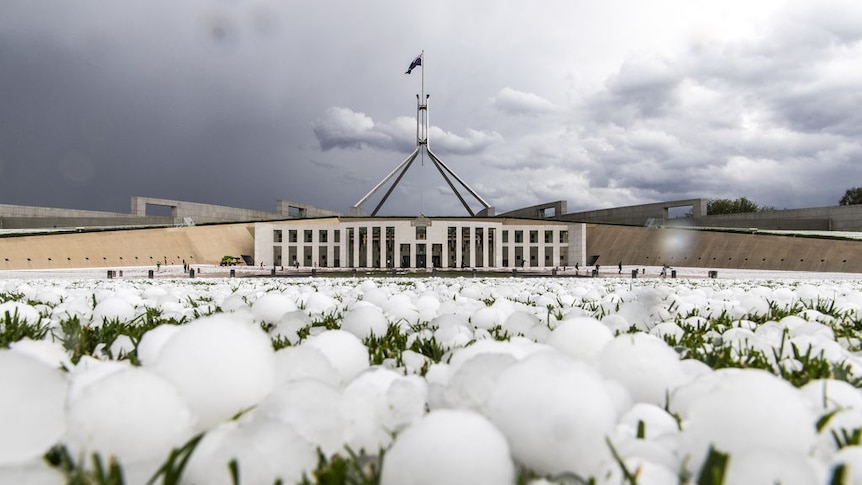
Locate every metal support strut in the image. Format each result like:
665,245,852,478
352,54,492,216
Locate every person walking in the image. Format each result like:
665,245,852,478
618,261,622,274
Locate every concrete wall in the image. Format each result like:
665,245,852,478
130,197,288,224
560,199,708,226
561,199,862,232
0,197,343,230
691,205,862,231
0,224,255,271
497,201,568,219
586,224,862,273
275,200,343,218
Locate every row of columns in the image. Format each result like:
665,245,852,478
279,223,573,269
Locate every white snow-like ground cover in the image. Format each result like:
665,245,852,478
0,266,862,484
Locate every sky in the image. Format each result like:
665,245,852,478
1,0,861,217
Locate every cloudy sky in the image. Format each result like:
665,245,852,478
2,0,861,217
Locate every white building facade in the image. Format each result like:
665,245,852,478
254,217,586,269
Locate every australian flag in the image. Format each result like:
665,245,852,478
405,53,422,74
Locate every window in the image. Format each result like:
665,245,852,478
416,225,427,240
288,230,297,243
529,230,538,244
502,230,509,243
304,230,313,243
319,230,328,243
544,230,553,244
334,230,341,243
273,230,282,243
559,230,568,243
514,230,523,243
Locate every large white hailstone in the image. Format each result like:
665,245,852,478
597,333,688,406
302,291,337,315
547,317,613,363
434,324,473,349
91,296,138,325
35,288,64,306
616,403,680,441
400,349,430,374
431,312,470,329
0,301,41,325
65,367,194,464
305,329,369,384
183,418,317,485
605,432,679,472
415,292,441,314
273,345,340,387
0,350,67,466
380,409,514,485
677,369,816,474
342,304,389,339
791,335,850,364
250,292,298,325
788,318,835,340
150,313,276,430
384,374,428,430
722,449,822,485
443,352,517,411
471,306,502,330
649,321,684,342
340,367,427,452
595,456,679,485
424,362,452,410
501,310,539,336
831,446,862,485
814,408,862,454
220,292,250,312
800,379,862,413
108,334,135,359
270,309,311,344
486,350,618,478
136,324,182,366
600,314,632,334
252,378,345,455
0,460,64,485
66,357,130,403
9,338,71,369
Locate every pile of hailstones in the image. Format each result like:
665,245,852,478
1,277,862,484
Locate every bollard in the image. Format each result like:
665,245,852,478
312,268,317,277
552,268,558,276
352,268,357,278
188,269,195,278
107,270,114,279
671,270,677,278
148,270,154,279
708,270,718,278
512,268,517,277
631,269,638,278
229,269,235,278
592,269,598,277
119,270,123,277
432,268,437,277
472,268,477,278
270,268,276,276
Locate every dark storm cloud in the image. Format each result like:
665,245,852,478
3,0,862,216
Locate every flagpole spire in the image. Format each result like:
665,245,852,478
351,50,493,217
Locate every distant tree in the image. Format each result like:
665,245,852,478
706,197,763,215
839,187,862,205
